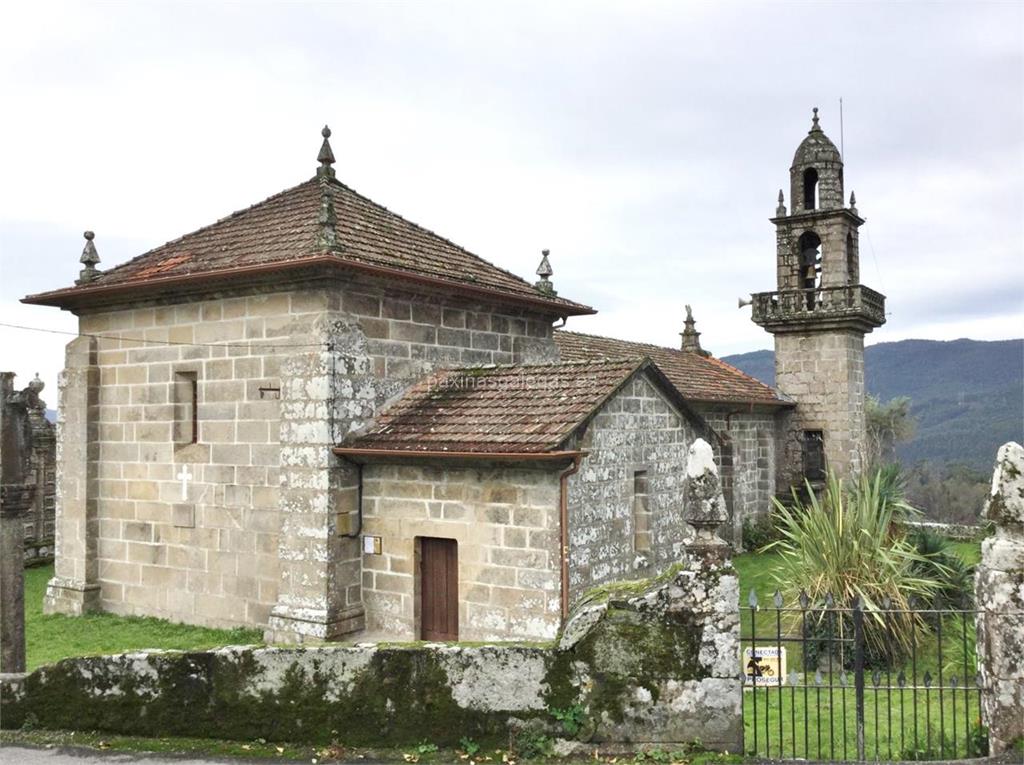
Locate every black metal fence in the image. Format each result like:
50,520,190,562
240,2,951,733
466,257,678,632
741,590,996,761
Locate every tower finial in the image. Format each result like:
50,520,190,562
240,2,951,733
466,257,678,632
811,107,820,132
534,249,556,296
776,189,787,216
76,230,101,285
317,125,336,179
849,190,858,214
680,304,710,356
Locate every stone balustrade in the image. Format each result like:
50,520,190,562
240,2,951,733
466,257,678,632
751,284,886,331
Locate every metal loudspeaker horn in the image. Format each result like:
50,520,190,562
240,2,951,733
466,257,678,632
737,296,753,309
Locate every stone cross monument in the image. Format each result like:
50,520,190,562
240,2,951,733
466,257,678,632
750,108,886,488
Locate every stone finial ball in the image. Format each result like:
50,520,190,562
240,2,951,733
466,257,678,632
28,373,44,393
84,231,95,241
322,125,331,139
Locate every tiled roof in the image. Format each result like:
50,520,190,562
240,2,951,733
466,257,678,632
24,177,593,315
554,330,789,406
341,359,646,454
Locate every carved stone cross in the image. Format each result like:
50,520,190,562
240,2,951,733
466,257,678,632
176,465,193,501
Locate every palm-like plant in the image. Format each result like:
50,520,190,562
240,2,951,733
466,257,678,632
768,470,941,663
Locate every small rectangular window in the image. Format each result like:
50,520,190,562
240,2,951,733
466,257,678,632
802,430,826,482
173,371,199,446
633,470,650,553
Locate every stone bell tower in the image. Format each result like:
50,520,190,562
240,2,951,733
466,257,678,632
750,108,886,487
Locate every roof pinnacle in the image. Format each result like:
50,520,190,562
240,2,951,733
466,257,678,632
534,249,556,296
776,189,787,216
317,125,336,179
76,230,101,285
680,305,710,357
810,106,821,132
849,190,858,214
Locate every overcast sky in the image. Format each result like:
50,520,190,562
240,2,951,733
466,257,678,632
2,1,1022,400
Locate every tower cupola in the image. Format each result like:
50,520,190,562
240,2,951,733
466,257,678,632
790,107,844,213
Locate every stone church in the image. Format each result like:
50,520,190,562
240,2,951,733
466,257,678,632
24,110,884,643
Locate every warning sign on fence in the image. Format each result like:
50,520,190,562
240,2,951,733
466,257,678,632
743,646,787,687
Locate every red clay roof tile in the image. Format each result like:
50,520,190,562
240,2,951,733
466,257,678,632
26,177,592,315
342,358,644,454
554,330,788,407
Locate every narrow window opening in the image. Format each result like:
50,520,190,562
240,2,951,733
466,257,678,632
803,167,819,210
190,377,198,444
846,232,857,285
173,370,199,446
802,430,826,483
632,470,651,554
797,231,822,308
718,436,735,520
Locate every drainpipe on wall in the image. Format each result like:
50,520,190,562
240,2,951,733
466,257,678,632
559,454,583,623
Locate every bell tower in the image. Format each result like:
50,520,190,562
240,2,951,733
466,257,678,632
751,108,886,486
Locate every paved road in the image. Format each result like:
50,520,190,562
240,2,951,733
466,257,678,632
2,747,234,765
0,747,327,765
0,746,428,765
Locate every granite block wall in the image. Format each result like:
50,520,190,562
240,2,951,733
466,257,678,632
694,406,777,545
359,463,562,642
566,374,699,599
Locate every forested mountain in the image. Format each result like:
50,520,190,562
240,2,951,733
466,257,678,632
723,338,1024,470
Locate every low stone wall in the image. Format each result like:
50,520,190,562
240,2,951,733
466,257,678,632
903,520,986,541
0,550,741,750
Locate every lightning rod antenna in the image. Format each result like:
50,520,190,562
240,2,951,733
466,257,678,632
839,97,845,159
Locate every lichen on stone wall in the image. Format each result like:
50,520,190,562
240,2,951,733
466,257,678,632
1,551,741,750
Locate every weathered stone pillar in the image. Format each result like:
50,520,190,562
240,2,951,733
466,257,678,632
26,374,56,561
684,438,742,751
1,485,32,673
975,441,1024,754
266,320,364,642
1,371,37,673
684,437,731,554
44,336,101,615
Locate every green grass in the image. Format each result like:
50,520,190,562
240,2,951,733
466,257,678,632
742,683,987,760
949,540,982,566
733,542,985,760
23,564,263,671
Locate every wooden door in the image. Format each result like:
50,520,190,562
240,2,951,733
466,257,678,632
420,537,458,641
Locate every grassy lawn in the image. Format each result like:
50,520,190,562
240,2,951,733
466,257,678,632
742,683,986,760
733,542,985,760
23,564,262,671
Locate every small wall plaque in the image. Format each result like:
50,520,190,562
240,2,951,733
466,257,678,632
362,535,382,555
